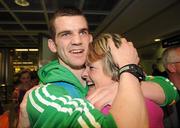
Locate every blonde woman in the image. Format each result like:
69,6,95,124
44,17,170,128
84,33,179,128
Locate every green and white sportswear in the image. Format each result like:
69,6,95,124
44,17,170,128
27,84,116,128
27,60,117,128
26,60,179,128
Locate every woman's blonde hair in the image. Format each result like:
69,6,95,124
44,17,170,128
87,33,122,81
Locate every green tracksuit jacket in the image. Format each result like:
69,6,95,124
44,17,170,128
26,60,179,128
27,60,117,128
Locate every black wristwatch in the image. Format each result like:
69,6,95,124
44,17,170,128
118,64,145,81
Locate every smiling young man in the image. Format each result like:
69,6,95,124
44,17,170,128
18,7,179,128
18,7,149,128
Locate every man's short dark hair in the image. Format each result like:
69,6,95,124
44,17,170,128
49,7,85,40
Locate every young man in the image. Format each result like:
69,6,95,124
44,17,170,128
18,7,179,128
18,7,148,128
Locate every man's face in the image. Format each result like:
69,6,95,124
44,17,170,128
167,48,180,76
174,48,180,75
51,16,92,69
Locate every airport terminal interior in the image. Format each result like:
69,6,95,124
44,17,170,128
0,0,180,127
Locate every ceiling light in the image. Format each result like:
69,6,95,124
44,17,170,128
29,49,39,51
15,49,28,51
15,0,30,7
154,39,161,42
1,84,6,87
13,61,33,64
15,49,39,52
22,62,33,64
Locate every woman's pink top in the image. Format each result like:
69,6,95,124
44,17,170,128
145,98,164,128
101,98,164,128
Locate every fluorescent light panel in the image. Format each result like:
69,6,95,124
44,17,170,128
13,61,33,64
29,49,39,51
15,49,39,51
15,49,28,51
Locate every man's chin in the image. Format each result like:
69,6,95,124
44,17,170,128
70,59,86,69
70,64,85,70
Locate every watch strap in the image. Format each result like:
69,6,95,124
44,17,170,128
118,64,145,81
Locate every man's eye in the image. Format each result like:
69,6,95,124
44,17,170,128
80,31,88,35
61,33,70,37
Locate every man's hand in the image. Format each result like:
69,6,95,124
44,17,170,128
86,83,118,110
108,38,139,68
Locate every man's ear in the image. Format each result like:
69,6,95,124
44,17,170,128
48,39,57,53
89,34,93,43
167,64,176,73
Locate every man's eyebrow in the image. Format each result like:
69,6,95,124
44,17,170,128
56,30,71,37
56,28,89,37
80,28,90,32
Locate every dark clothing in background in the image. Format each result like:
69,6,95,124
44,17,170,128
163,91,180,128
18,89,26,104
0,101,4,115
152,69,162,76
176,90,180,123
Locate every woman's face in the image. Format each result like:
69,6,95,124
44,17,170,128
86,60,114,88
20,72,31,85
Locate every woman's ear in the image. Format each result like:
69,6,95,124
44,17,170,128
167,64,176,73
48,39,57,53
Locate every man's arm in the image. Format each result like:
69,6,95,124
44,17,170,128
18,86,39,128
108,38,148,128
141,81,165,105
142,76,179,106
87,75,179,112
87,81,164,109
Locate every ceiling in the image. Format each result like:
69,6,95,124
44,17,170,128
0,0,119,48
96,0,180,55
0,0,180,55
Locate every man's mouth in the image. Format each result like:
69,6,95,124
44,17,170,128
69,49,84,54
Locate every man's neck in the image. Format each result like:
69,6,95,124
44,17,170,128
72,69,86,87
169,74,180,90
59,60,86,87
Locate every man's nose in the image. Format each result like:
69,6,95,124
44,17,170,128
71,34,82,45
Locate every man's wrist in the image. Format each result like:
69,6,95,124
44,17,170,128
118,64,145,82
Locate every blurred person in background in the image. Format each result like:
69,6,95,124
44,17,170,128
12,69,33,127
162,45,180,128
0,101,3,115
0,101,9,128
12,69,33,105
30,71,39,86
152,63,163,76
